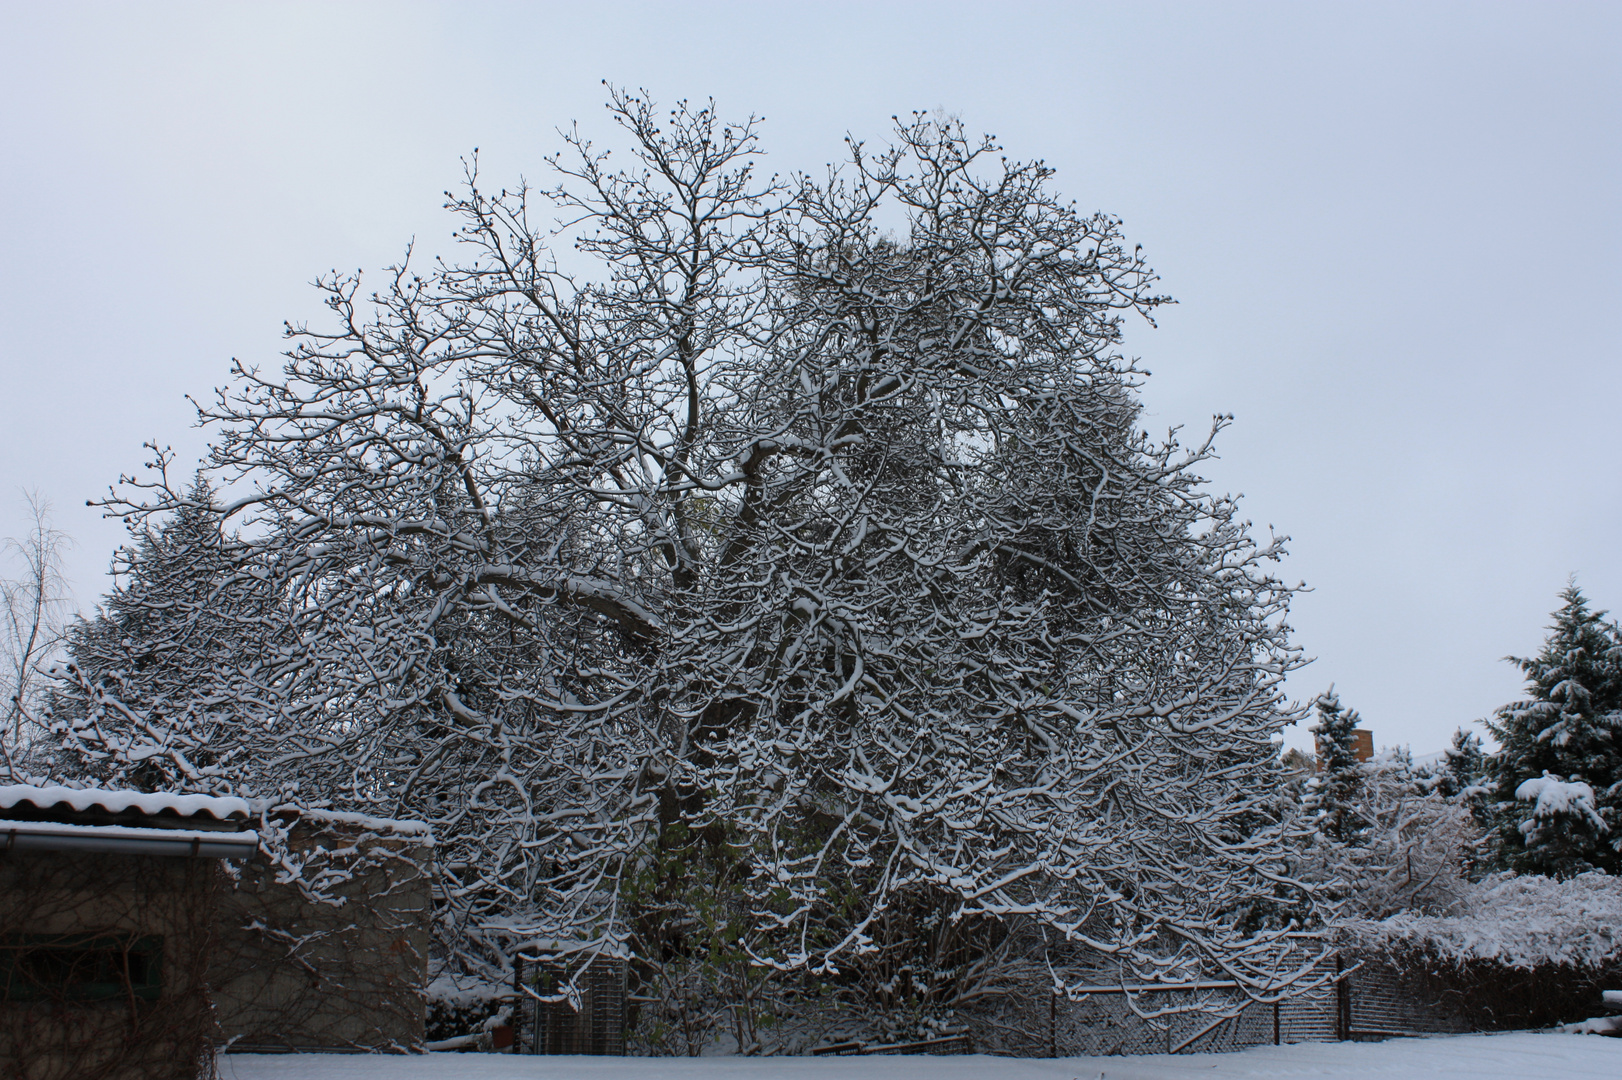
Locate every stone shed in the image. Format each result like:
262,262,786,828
0,784,435,1077
211,805,434,1053
0,784,257,1080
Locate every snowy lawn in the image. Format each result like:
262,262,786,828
219,1031,1619,1080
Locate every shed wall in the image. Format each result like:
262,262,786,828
0,850,216,1080
209,817,432,1053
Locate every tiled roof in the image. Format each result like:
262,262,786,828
0,784,251,828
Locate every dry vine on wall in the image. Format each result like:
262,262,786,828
0,850,219,1080
210,813,433,1053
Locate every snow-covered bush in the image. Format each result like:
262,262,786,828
1295,736,1481,920
424,973,508,1045
1344,870,1622,971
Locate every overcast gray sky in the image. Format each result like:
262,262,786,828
1,1,1617,754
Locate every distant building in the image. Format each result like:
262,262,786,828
1315,729,1374,765
1282,729,1375,777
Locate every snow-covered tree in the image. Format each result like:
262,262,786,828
51,92,1318,1005
1485,584,1622,876
1435,726,1488,800
1296,737,1479,921
1295,693,1479,920
1302,688,1362,844
47,474,281,792
1332,751,1477,918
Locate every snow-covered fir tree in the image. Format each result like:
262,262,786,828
47,474,283,793
1435,726,1488,800
50,92,1322,1022
1485,583,1622,876
1303,688,1363,844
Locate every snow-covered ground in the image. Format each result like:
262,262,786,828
219,1032,1619,1080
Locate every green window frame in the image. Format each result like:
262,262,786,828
0,933,163,1002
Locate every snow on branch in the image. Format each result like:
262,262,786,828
1516,773,1608,836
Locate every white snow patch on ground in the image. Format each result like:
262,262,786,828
218,1031,1619,1080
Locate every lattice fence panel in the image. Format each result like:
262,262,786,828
520,956,627,1055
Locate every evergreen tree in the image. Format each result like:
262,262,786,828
1304,688,1364,844
50,474,277,793
1436,727,1488,800
1432,727,1493,879
1485,583,1622,876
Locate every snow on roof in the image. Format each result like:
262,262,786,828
0,783,251,823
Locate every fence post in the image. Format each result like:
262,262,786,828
512,955,525,1054
1335,954,1350,1041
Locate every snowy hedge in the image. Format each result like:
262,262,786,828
425,972,509,1044
1342,871,1622,970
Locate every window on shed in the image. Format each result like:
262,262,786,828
0,933,163,1002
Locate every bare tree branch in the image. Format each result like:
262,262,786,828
0,490,73,777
